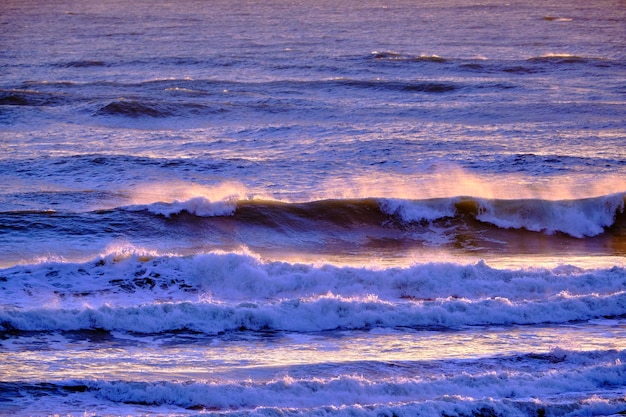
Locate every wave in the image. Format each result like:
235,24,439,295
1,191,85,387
20,77,464,94
4,349,624,415
130,193,626,238
58,60,107,68
1,193,624,266
78,358,626,412
5,250,626,304
2,291,624,334
524,54,622,70
0,89,67,107
2,193,623,264
528,54,591,64
324,78,515,94
366,51,622,75
86,79,463,119
370,51,448,63
2,251,625,333
126,196,238,217
94,99,222,118
9,76,509,116
366,52,623,77
542,15,573,22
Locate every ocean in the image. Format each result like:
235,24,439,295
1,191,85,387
0,0,625,416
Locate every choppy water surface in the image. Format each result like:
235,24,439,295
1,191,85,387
1,0,625,416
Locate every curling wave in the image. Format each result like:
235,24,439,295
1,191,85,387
130,192,626,238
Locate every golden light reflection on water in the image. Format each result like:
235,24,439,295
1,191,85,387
255,247,626,270
1,320,624,383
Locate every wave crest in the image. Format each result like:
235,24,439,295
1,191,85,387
129,196,237,217
123,181,249,217
474,194,625,238
381,193,625,237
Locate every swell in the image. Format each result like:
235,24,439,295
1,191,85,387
0,89,68,107
2,76,508,118
5,57,620,121
94,99,225,118
4,54,623,117
367,51,624,72
91,79,463,118
371,51,448,63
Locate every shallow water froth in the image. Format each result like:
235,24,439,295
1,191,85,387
1,326,625,416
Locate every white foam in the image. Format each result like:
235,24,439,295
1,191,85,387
476,193,625,237
2,252,625,333
2,289,625,334
123,181,249,217
79,349,626,412
378,198,458,222
131,196,237,217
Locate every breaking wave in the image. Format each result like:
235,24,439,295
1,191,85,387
2,251,625,334
130,193,626,238
3,349,624,415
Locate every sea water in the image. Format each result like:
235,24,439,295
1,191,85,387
0,0,625,416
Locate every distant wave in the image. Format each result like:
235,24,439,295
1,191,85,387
0,89,67,106
87,78,465,119
3,75,531,122
542,16,573,22
58,60,107,68
529,54,588,63
334,78,458,93
94,99,221,118
371,51,448,63
527,54,609,65
365,52,622,74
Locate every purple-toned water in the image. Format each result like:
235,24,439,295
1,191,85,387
1,0,625,415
